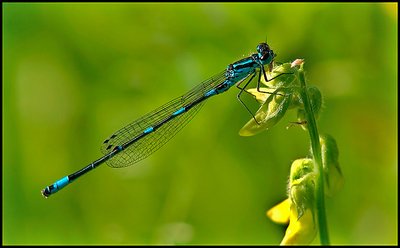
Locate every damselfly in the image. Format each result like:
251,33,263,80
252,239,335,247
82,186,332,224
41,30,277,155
42,42,285,197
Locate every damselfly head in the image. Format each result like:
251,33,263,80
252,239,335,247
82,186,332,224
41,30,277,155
257,43,274,62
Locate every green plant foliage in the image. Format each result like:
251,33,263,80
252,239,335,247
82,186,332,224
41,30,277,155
3,3,397,245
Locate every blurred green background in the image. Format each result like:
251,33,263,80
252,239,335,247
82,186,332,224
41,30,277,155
3,3,397,245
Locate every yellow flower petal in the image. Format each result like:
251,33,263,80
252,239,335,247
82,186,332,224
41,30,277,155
280,205,317,245
266,199,291,224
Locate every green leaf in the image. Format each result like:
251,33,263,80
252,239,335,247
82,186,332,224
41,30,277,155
239,87,292,136
262,62,297,88
246,87,274,104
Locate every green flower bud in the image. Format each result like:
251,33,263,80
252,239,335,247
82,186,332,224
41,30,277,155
307,86,323,119
266,157,318,245
320,134,343,197
296,86,323,130
289,158,316,219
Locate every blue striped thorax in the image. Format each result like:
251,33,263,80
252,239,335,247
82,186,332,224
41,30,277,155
221,43,275,91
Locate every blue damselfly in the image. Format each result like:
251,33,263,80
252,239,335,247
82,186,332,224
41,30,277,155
42,42,285,197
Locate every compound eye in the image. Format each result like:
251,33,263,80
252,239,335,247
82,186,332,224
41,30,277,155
257,43,270,54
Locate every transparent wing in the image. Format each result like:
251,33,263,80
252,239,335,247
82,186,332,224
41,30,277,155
101,70,227,168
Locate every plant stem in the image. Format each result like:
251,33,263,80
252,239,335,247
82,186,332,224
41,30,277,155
297,64,330,245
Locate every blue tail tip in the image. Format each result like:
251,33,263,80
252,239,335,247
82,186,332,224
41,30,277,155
41,188,50,198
